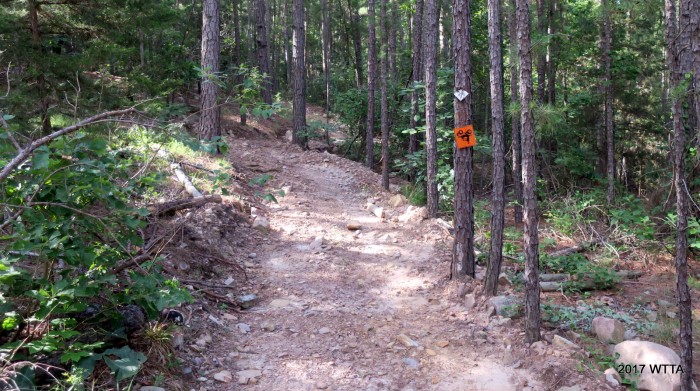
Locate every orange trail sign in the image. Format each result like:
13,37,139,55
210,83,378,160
454,125,476,149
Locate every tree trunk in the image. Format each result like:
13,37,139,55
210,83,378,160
536,0,546,103
665,1,694,389
256,0,273,104
424,0,439,217
484,0,506,295
546,0,557,104
270,0,279,93
389,2,398,80
349,0,364,88
380,0,390,190
285,0,293,90
451,0,475,278
28,0,51,134
603,0,614,204
517,0,541,343
200,0,221,141
366,0,377,169
679,0,697,136
508,0,523,225
440,0,451,64
292,0,307,148
409,0,425,157
321,0,331,114
233,0,246,125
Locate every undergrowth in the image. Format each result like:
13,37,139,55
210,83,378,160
0,112,234,388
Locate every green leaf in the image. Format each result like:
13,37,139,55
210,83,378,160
103,346,147,381
33,146,51,170
61,350,93,364
3,114,14,121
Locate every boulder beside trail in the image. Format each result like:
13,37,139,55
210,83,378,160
591,316,625,344
614,340,697,391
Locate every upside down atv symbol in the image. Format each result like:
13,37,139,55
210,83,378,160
454,125,476,149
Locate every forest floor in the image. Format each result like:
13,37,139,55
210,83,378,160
160,106,618,391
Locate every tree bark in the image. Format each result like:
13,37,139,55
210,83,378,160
508,0,523,225
665,1,694,388
440,0,452,64
546,0,557,104
321,0,331,114
200,0,222,141
349,0,364,88
484,0,506,295
679,0,697,136
536,0,546,103
603,0,614,204
380,0,390,190
517,0,541,343
292,0,307,148
451,0,475,278
233,0,247,125
409,0,425,158
366,0,377,169
424,0,439,217
256,0,273,104
388,2,398,80
28,0,52,134
285,0,293,90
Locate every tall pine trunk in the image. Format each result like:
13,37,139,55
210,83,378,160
665,0,694,388
256,0,272,104
380,0,390,190
349,0,364,88
484,0,506,295
509,0,523,225
546,0,557,103
366,0,377,169
536,0,546,103
424,0,439,217
28,0,51,134
321,0,331,115
292,0,307,148
603,0,614,204
200,0,221,142
409,0,424,158
388,3,398,80
285,0,293,90
451,0,475,278
517,0,541,343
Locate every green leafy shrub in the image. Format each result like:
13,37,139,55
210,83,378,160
610,195,656,241
0,127,193,387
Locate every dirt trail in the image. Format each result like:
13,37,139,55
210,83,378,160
177,107,615,391
195,131,558,391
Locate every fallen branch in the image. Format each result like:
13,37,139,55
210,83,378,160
180,279,237,290
171,163,203,198
0,107,136,182
547,240,602,258
147,194,222,216
539,270,644,291
196,289,240,308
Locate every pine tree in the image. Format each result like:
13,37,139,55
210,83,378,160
516,0,541,343
200,0,222,142
292,0,307,148
484,0,506,295
424,0,439,218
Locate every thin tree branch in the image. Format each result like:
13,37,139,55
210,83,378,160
0,107,136,182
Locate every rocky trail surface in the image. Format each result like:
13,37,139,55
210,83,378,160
178,121,612,391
